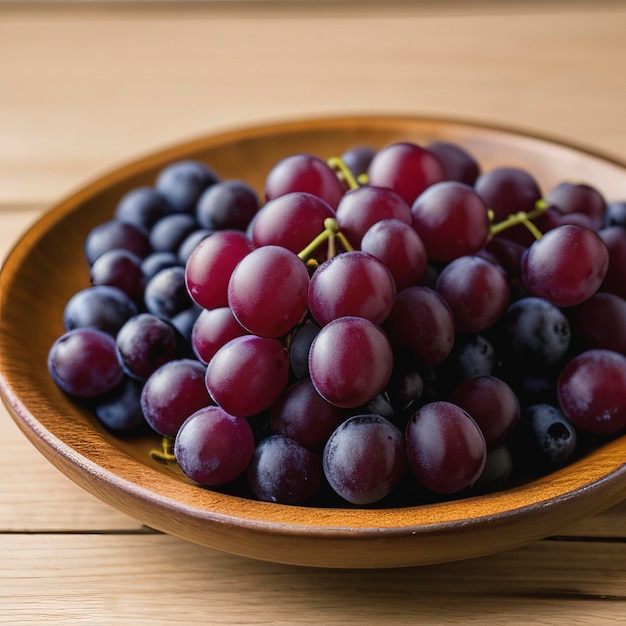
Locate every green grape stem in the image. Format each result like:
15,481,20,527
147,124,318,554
489,198,549,240
297,217,354,262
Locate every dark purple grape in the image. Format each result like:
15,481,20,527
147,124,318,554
115,313,186,380
170,305,202,344
442,333,496,384
63,285,137,335
191,307,247,365
288,320,320,380
196,179,260,231
522,404,577,468
605,200,626,227
89,249,145,302
177,229,212,264
405,401,486,494
114,186,171,232
48,328,124,398
427,141,481,186
501,297,570,368
155,159,219,213
141,251,181,281
385,369,424,412
92,377,146,433
323,414,406,505
174,405,255,486
340,145,376,177
247,434,323,504
141,359,210,438
149,213,199,253
557,349,626,435
84,219,151,265
144,266,192,319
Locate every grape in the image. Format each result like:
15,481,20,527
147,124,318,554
521,224,609,307
520,404,577,469
191,307,247,364
360,218,428,291
114,186,171,232
449,375,520,448
307,251,396,326
196,179,259,231
308,316,393,409
228,246,309,337
48,328,124,398
89,249,145,302
144,266,193,319
270,378,345,449
141,251,181,280
170,305,201,344
174,406,255,486
405,401,486,494
598,225,626,299
288,320,320,379
249,191,335,256
606,200,626,227
472,445,513,493
205,335,289,417
140,359,210,438
385,369,424,412
264,153,345,209
435,255,511,333
384,286,455,368
441,333,496,384
63,285,137,336
335,185,411,247
474,166,542,223
544,181,606,231
116,313,186,380
155,159,219,213
84,219,151,265
427,141,481,186
247,434,323,504
557,349,626,435
571,292,626,355
149,213,199,253
367,142,446,206
501,297,570,368
177,229,212,264
93,377,146,434
411,181,490,262
184,230,254,310
340,145,376,177
323,414,406,505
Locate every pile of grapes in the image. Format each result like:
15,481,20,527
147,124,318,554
47,137,626,508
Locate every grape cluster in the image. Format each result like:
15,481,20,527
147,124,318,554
48,142,626,508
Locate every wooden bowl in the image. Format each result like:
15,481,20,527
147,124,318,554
2,115,626,569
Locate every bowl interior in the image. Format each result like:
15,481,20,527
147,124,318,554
2,115,626,567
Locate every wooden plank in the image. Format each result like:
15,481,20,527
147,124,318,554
0,8,625,204
0,533,625,625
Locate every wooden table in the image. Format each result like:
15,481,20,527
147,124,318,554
2,2,626,623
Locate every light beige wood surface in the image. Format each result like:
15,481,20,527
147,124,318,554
1,1,626,623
